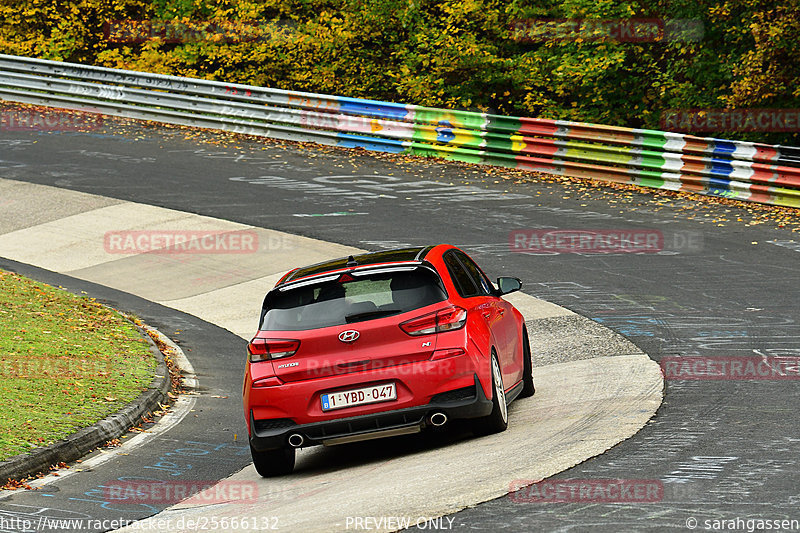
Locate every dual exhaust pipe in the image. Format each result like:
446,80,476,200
288,412,448,447
429,412,448,427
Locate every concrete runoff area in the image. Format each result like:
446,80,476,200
0,178,662,531
131,355,660,533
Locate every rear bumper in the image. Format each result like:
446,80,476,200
249,374,491,451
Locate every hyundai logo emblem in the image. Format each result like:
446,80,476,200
338,330,360,343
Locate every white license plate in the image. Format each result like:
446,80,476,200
321,383,397,411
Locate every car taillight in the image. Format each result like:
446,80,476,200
247,338,300,362
400,306,467,336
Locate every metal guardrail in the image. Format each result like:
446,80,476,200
2,53,799,208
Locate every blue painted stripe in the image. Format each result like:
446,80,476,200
710,158,734,176
711,140,737,156
435,122,456,143
708,177,732,190
338,98,409,121
336,133,407,153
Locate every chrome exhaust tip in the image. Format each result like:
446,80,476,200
288,433,305,447
429,412,448,427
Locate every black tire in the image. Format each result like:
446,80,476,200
250,444,295,477
473,352,509,436
520,327,535,398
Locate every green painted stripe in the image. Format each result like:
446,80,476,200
484,134,514,152
412,107,488,130
634,129,672,150
408,142,485,164
485,115,523,134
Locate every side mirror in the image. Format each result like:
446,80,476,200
496,277,522,295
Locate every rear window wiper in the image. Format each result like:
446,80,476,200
344,309,402,323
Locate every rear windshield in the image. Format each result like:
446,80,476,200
260,268,447,331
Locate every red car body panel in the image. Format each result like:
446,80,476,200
243,244,528,449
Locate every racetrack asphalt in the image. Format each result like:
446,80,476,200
1,117,799,531
0,176,660,532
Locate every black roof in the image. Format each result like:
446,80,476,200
282,246,434,284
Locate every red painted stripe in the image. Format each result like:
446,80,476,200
680,138,713,154
571,124,636,144
517,138,560,156
747,169,778,185
748,184,774,204
514,154,634,182
517,118,559,136
677,175,707,192
514,155,560,173
752,145,779,163
680,161,708,174
773,174,800,189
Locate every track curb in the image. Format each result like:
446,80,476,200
0,317,174,483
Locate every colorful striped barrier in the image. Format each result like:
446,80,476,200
1,54,799,208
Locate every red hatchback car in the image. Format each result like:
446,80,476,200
243,245,534,476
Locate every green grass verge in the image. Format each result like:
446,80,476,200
0,269,157,462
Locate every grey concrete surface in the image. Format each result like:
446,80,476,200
125,355,661,533
527,315,644,367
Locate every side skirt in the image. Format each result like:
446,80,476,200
504,380,524,404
